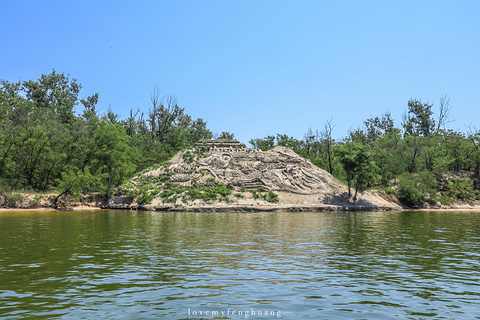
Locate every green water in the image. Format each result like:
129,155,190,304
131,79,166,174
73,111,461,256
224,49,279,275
0,210,479,319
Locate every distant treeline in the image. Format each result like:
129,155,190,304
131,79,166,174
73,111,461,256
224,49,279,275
0,71,214,200
1,71,480,206
250,98,480,206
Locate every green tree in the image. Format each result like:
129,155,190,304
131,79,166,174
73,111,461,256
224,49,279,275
364,112,396,145
335,142,379,200
402,99,435,137
217,131,235,139
372,130,405,185
250,135,276,150
467,128,480,186
318,120,336,175
276,134,301,151
54,167,103,206
22,70,80,123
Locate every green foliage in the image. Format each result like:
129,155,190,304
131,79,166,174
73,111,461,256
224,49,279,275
152,182,234,204
249,135,276,150
55,167,103,204
402,99,435,137
0,71,137,197
248,189,278,202
397,172,437,207
138,192,155,205
219,195,233,203
0,191,27,208
162,194,179,203
192,145,210,159
3,72,480,210
335,142,379,199
439,175,479,202
217,132,235,139
266,191,279,203
182,150,195,163
398,177,425,207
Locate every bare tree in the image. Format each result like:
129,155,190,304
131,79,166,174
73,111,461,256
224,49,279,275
150,86,161,109
437,94,453,130
148,88,182,143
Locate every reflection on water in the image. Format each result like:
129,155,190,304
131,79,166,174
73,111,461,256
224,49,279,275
0,210,480,319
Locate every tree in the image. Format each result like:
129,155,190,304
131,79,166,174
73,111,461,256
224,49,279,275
352,144,379,199
302,128,317,157
54,167,103,207
80,93,99,118
372,130,404,186
441,129,468,172
276,134,301,151
335,143,356,196
437,94,453,130
403,134,425,173
249,135,276,150
467,127,480,183
335,142,379,200
22,70,80,123
148,93,183,143
319,119,336,175
364,112,395,144
402,99,435,137
217,131,235,139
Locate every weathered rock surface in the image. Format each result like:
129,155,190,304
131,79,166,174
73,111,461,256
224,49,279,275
112,140,400,211
168,142,343,194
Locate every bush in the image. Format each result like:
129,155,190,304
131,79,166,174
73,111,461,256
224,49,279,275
266,191,279,203
182,150,195,163
138,191,155,205
0,192,27,208
441,176,479,201
162,195,179,203
398,178,424,207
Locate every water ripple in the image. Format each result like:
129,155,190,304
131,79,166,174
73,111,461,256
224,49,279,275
1,210,480,319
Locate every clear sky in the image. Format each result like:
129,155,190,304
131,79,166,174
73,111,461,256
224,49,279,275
1,0,479,144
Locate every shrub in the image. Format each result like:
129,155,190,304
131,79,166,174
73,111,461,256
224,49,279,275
441,176,478,201
398,178,424,207
138,192,155,205
266,191,279,203
162,195,179,203
183,150,195,163
0,192,27,208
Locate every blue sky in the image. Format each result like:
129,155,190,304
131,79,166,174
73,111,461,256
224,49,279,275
1,0,479,144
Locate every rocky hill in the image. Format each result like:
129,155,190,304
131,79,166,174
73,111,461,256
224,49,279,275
110,140,400,211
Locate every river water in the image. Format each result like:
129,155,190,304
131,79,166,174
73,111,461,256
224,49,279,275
0,210,479,319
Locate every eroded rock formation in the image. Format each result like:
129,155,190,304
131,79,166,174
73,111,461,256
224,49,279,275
146,140,342,194
114,139,399,210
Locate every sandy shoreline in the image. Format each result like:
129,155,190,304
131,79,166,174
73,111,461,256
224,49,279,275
0,206,103,212
2,205,480,213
